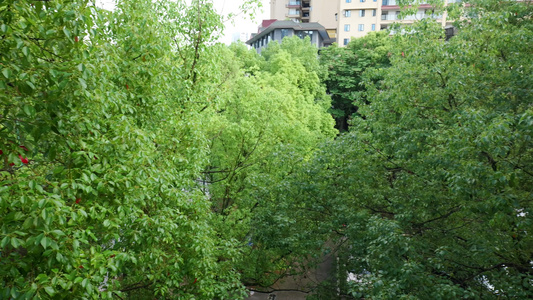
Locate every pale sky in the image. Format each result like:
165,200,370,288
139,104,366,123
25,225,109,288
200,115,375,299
214,0,270,44
96,0,270,45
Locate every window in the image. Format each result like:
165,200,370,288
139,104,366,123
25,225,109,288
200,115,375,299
373,0,377,2
344,24,350,31
344,38,349,45
297,30,314,40
371,24,376,31
288,8,300,15
358,24,364,31
281,29,289,39
344,10,351,17
346,0,351,3
359,10,365,17
372,9,376,16
360,0,365,2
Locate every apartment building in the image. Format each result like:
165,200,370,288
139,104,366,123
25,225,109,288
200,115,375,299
269,0,339,39
270,0,463,46
337,0,463,45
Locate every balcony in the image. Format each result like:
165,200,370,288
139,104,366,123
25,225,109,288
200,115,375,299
381,12,442,21
287,1,301,8
287,8,301,17
382,0,441,5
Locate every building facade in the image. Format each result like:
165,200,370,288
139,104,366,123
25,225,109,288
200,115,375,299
246,20,333,53
269,0,464,46
269,0,339,40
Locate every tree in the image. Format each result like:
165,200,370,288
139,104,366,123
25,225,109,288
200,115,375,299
203,38,336,288
261,0,533,298
320,31,392,131
0,0,249,298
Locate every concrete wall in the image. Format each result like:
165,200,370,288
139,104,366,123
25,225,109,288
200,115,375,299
337,0,381,45
310,0,339,31
270,0,289,20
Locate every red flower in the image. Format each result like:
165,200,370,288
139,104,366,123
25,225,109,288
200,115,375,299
401,52,405,57
0,150,3,155
19,145,29,151
193,278,197,284
126,84,129,90
19,155,29,164
79,265,84,269
9,163,14,166
75,198,81,204
75,36,79,43
110,254,116,258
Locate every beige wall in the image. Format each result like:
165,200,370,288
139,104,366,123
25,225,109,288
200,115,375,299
269,0,456,47
337,0,381,45
310,0,339,30
270,0,289,20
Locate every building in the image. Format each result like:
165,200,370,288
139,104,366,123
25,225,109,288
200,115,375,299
269,0,465,47
246,20,334,53
232,32,252,43
336,0,463,46
269,0,339,40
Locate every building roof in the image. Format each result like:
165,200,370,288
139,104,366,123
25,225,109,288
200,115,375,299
260,19,277,31
246,20,332,45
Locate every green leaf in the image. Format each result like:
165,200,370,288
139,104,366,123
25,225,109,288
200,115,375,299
41,237,50,249
78,78,87,89
1,236,10,248
63,28,71,39
44,286,55,296
51,230,65,237
2,68,11,79
23,104,35,116
48,146,57,161
26,81,35,90
81,278,88,288
11,237,21,248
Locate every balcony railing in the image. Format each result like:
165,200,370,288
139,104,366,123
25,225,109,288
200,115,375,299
381,13,442,21
288,1,301,5
382,0,397,5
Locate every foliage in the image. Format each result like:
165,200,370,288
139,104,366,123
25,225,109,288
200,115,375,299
261,0,533,298
0,0,249,298
203,38,336,287
320,31,392,131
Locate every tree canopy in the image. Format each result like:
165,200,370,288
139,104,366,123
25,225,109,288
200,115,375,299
1,0,531,299
282,0,533,298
